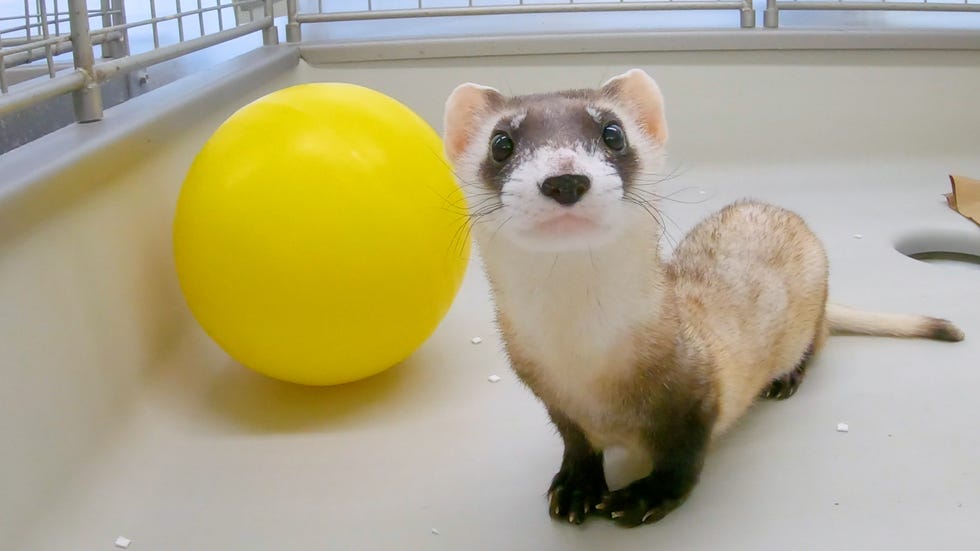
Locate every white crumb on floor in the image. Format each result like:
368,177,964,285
488,375,501,383
852,233,864,239
431,528,440,535
114,536,131,549
470,337,483,344
837,423,849,433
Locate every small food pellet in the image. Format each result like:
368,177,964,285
114,536,131,549
488,375,501,383
837,423,849,433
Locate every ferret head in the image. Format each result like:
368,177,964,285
443,69,668,253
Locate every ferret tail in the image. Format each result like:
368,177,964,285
826,303,964,342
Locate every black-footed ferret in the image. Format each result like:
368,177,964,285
442,69,964,528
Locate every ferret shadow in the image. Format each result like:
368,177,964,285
188,348,445,436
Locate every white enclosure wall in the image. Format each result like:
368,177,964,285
1,45,978,550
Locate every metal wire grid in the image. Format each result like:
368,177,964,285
284,0,760,40
0,0,278,122
2,1,980,127
765,0,980,27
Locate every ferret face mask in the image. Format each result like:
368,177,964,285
444,69,670,253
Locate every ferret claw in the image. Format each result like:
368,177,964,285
547,461,607,525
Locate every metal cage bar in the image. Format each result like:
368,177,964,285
0,41,6,93
36,0,56,78
4,0,980,127
0,0,277,121
177,0,186,43
68,0,102,122
92,16,271,83
216,0,225,31
99,0,129,58
285,0,759,42
263,0,279,45
766,0,980,28
91,3,241,41
22,0,31,49
297,2,753,22
286,0,300,43
198,0,206,38
2,30,119,69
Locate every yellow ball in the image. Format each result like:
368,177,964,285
173,83,469,385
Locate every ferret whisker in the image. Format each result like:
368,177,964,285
448,202,506,259
637,161,688,181
446,219,471,262
536,254,561,295
466,208,503,227
636,196,682,249
488,215,513,244
439,194,498,217
626,182,710,206
465,196,502,216
643,199,686,241
547,254,559,280
446,197,508,259
418,144,514,214
623,194,679,249
421,142,478,183
622,194,662,227
628,171,678,184
447,215,477,260
440,71,962,530
627,166,690,191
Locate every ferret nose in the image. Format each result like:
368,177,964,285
539,174,591,206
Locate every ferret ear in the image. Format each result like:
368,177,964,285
444,83,504,162
600,69,668,145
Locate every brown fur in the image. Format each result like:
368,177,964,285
443,69,964,528
669,201,830,434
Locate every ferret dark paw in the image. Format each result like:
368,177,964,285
547,462,608,525
760,364,807,400
596,482,685,527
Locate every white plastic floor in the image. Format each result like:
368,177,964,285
3,49,979,550
19,166,980,551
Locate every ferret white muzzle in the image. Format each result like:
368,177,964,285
491,145,631,252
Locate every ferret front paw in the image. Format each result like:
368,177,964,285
547,459,608,525
597,479,686,527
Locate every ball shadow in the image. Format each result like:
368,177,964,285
195,349,443,436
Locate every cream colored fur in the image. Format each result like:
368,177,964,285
826,303,963,340
443,69,964,461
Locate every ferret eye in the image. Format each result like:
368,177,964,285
602,123,627,152
490,132,514,163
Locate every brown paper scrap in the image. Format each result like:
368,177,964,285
946,175,980,226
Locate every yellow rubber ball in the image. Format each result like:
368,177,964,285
173,83,469,385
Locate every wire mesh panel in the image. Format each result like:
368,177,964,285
0,0,278,122
285,0,759,41
765,0,980,27
3,1,980,128
0,1,69,89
